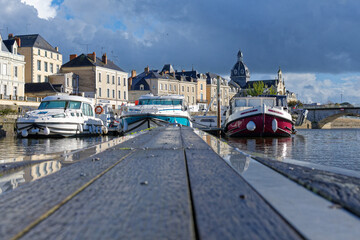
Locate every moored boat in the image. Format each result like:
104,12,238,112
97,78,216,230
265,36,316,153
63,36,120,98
224,95,295,137
16,94,106,137
120,94,192,134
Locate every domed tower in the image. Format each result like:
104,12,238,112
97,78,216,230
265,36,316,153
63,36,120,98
230,50,250,88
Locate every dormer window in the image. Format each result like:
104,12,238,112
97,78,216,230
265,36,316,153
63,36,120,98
140,84,144,90
13,47,17,54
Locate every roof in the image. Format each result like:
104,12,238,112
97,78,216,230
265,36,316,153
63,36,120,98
245,79,279,88
205,72,226,84
61,54,125,72
2,39,15,53
161,64,175,73
11,34,59,52
25,83,60,93
1,40,10,53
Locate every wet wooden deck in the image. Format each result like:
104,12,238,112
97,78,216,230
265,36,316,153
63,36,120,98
0,126,303,239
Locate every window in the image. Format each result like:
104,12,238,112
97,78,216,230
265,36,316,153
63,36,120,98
160,84,162,90
107,75,109,83
4,85,7,95
98,73,101,82
56,65,60,73
182,86,184,92
201,93,203,101
174,85,176,91
124,91,126,99
112,76,115,84
193,96,195,104
50,63,53,73
45,51,48,57
45,76,49,82
38,49,40,55
67,78,69,86
99,88,102,97
57,54,59,60
37,75,41,82
107,89,110,98
140,84,144,90
14,48,17,54
112,89,115,98
44,62,48,72
169,85,172,91
201,84,203,90
37,60,41,71
82,103,94,117
51,52,53,58
118,77,120,85
118,90,121,99
165,84,167,90
14,66,18,77
13,86,17,96
187,86,189,92
192,87,194,92
123,78,126,86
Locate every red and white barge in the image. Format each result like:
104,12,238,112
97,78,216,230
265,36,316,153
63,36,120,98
224,96,295,137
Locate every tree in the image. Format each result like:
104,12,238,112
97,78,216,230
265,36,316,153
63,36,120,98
247,81,265,96
268,85,277,95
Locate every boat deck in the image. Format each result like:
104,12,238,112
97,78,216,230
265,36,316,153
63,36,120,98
0,126,359,239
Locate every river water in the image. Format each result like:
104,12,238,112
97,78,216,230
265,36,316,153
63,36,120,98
226,128,360,172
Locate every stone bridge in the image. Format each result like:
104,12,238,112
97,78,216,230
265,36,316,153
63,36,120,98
304,106,360,128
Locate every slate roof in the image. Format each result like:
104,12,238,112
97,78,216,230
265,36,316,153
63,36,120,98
161,64,175,73
245,79,279,88
205,72,226,84
61,54,125,72
25,83,60,93
2,39,15,52
1,40,10,53
11,34,59,53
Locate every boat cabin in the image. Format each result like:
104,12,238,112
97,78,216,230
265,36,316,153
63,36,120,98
230,95,288,114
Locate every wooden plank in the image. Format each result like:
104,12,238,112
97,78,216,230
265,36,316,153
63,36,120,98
185,149,303,240
0,148,133,239
180,127,212,150
21,149,195,240
141,126,183,149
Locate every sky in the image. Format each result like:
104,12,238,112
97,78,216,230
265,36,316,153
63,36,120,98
1,0,360,104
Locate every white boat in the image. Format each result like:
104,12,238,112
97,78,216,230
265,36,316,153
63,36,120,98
95,104,122,135
191,115,225,129
224,95,295,137
16,95,106,137
120,94,192,134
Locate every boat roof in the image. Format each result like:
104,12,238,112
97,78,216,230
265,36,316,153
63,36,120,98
42,95,93,104
139,94,185,100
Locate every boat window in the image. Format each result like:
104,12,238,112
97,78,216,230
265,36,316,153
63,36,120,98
82,103,94,116
234,99,247,107
248,99,261,107
138,99,182,105
38,101,66,109
263,99,275,107
68,101,81,109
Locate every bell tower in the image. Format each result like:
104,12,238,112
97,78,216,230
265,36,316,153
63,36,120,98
230,50,250,88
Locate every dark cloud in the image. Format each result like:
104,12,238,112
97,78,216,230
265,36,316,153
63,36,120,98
1,0,360,76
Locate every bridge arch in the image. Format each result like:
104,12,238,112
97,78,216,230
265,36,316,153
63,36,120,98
316,113,360,128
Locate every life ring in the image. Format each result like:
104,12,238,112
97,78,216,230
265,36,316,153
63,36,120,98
95,105,104,114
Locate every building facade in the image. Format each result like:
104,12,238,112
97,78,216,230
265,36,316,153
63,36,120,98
7,34,63,84
61,52,128,109
0,34,26,99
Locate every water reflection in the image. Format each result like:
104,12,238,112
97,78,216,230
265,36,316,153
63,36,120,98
194,129,250,174
0,131,146,194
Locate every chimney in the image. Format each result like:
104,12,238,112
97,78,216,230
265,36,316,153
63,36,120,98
173,72,175,77
55,47,59,52
8,33,13,39
144,66,149,73
14,37,21,47
128,77,133,91
131,70,136,78
87,52,96,62
102,53,107,64
70,54,77,61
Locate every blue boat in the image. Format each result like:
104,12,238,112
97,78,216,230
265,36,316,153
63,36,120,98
120,94,192,134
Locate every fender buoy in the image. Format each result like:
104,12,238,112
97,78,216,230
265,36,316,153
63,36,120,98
95,105,104,114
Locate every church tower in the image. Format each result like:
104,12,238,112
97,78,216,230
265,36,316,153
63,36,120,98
230,50,250,88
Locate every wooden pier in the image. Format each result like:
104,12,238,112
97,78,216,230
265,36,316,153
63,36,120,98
0,126,360,239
